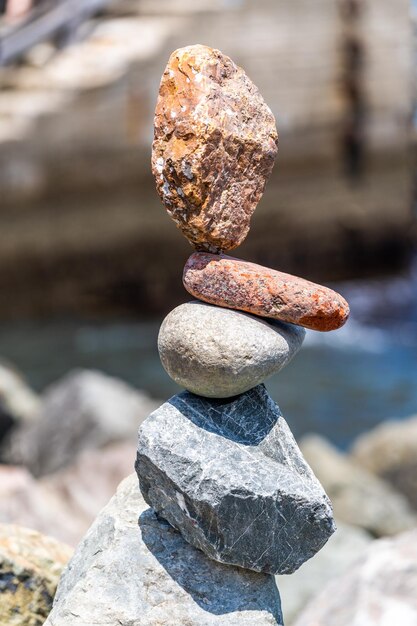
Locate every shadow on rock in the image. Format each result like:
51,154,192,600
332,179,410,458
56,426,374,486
138,507,283,622
168,385,279,446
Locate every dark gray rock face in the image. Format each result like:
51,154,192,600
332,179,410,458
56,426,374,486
136,385,335,575
45,474,283,626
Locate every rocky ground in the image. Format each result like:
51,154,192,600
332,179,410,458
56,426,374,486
0,359,416,624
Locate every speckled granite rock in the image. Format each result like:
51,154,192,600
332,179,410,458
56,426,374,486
0,523,72,626
136,385,335,574
158,301,305,397
152,44,278,252
183,252,350,331
45,474,283,626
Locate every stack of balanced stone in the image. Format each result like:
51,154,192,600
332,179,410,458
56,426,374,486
136,45,349,578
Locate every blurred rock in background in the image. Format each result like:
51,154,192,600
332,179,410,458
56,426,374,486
0,522,72,626
0,443,137,545
300,433,417,537
293,527,417,626
0,360,40,443
351,414,417,509
0,0,414,318
2,368,158,475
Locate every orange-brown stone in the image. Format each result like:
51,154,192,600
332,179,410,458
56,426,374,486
183,252,350,332
152,44,278,252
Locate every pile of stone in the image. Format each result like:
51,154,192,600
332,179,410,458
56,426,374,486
46,44,351,625
137,45,349,579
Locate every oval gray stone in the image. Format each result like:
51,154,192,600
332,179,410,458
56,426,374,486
158,301,305,398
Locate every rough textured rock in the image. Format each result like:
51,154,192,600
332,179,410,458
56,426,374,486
293,528,417,626
276,522,372,625
4,369,158,476
351,414,417,509
136,385,335,574
0,442,137,546
300,434,416,537
158,301,305,397
152,44,278,252
183,252,350,331
0,523,72,626
45,474,283,626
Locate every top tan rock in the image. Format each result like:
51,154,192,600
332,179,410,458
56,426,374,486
152,44,278,252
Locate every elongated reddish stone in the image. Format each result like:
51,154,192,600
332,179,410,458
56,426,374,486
152,44,278,252
183,253,350,332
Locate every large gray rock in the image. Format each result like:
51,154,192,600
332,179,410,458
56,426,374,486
5,369,159,476
45,474,283,626
158,301,305,398
293,528,417,626
136,385,335,575
300,434,417,537
276,522,372,625
351,415,417,510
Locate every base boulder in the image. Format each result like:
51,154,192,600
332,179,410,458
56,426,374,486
45,474,283,626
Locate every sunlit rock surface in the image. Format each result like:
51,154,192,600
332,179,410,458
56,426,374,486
136,385,335,574
152,44,278,252
45,474,283,626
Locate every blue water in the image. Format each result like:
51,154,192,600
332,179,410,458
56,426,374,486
1,259,417,450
